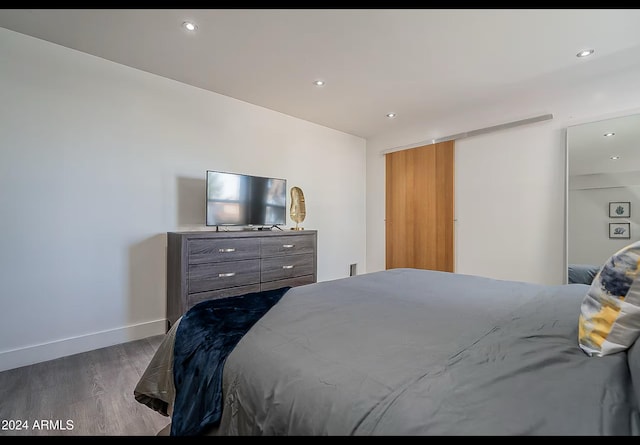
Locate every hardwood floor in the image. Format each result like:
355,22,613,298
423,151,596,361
0,335,171,436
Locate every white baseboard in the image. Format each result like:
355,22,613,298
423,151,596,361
0,319,167,372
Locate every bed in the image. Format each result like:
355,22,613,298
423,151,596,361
134,267,640,436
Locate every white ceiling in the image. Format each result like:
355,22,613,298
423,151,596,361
2,9,640,139
568,113,640,176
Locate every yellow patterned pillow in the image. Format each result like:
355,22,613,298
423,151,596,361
578,241,640,357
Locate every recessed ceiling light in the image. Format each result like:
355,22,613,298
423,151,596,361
576,49,594,58
604,132,615,137
386,113,397,119
313,80,325,87
610,156,621,160
182,21,197,32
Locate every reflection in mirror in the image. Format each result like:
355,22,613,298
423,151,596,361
567,113,640,284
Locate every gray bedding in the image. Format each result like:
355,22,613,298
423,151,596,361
135,268,640,435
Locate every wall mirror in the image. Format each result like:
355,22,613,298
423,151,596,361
566,112,640,283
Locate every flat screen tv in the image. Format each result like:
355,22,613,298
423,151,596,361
206,170,287,227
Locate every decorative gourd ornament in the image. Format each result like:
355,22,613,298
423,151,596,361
289,186,306,230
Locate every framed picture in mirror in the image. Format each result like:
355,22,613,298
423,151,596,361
609,222,630,239
609,202,630,218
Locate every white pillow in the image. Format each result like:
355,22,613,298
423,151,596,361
578,241,640,356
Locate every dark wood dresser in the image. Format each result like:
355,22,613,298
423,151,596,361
166,230,317,328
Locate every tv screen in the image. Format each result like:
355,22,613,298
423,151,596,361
206,170,287,227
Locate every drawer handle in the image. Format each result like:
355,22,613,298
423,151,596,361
282,265,294,269
218,272,236,278
282,244,295,248
219,248,236,253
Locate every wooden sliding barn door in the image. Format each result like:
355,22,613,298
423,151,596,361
385,141,454,272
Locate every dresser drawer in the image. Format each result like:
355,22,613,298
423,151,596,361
261,254,314,283
188,259,260,293
261,235,315,257
261,275,315,291
186,283,262,310
188,238,260,264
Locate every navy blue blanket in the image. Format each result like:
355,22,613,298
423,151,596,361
171,286,290,436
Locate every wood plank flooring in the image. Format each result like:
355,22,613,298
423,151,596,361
0,335,170,436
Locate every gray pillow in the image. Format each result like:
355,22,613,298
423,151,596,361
568,264,600,285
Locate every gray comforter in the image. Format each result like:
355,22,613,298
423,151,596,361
135,268,640,435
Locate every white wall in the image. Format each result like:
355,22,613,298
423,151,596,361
0,28,366,372
366,48,640,285
453,124,566,283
